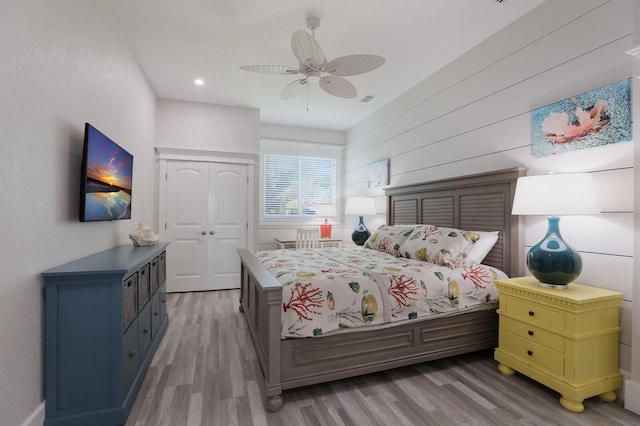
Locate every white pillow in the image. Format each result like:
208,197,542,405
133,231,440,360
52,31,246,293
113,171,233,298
464,231,499,264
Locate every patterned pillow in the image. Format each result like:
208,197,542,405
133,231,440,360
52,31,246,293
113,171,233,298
397,225,477,268
363,225,415,256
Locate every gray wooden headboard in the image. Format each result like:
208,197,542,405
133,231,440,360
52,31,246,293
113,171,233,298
384,168,525,277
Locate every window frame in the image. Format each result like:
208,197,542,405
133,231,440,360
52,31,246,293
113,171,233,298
260,138,343,226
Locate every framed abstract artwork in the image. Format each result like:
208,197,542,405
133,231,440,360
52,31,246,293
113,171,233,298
531,79,631,158
368,159,390,188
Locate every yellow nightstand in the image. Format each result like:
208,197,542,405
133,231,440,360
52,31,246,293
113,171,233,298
493,276,623,413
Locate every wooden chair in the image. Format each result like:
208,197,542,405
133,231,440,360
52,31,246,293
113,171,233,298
296,228,320,249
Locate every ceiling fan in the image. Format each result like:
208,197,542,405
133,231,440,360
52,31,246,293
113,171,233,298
240,17,385,100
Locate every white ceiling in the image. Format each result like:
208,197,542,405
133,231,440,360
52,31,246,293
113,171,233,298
107,0,545,131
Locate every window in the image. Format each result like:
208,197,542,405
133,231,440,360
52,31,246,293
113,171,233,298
263,154,336,218
261,138,343,221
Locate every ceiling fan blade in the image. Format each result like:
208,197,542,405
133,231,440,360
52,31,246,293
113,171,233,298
240,65,298,75
281,78,308,99
291,30,325,69
319,75,356,98
325,54,385,76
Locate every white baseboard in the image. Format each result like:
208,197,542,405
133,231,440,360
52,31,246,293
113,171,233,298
21,401,44,426
625,379,640,415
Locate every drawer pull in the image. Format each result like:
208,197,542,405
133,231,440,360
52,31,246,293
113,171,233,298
528,311,535,316
527,350,533,356
528,330,534,336
129,350,136,358
143,327,149,333
154,311,159,316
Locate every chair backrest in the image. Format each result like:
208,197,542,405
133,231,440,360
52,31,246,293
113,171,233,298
296,228,320,249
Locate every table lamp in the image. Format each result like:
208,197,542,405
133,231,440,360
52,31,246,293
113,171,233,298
345,197,376,245
511,173,600,288
315,204,337,238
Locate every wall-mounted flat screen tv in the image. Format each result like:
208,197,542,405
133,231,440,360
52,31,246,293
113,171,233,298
79,123,133,222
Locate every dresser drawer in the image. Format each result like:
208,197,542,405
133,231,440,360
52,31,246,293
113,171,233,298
122,321,140,392
138,263,151,310
501,334,564,376
504,296,564,331
138,302,152,359
504,317,564,352
122,274,138,332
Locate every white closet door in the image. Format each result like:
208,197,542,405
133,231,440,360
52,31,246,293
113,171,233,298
165,161,247,292
166,161,210,292
207,162,247,290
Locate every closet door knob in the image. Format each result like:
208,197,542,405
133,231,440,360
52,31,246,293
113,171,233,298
210,231,215,235
201,231,206,235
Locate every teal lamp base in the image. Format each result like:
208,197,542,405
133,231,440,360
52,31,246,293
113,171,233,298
527,216,582,287
352,216,371,245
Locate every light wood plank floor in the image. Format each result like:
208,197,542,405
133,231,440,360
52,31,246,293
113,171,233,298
126,290,640,426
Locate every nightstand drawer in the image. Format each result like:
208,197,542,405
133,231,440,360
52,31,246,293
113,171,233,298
504,318,564,352
501,335,564,376
504,297,564,331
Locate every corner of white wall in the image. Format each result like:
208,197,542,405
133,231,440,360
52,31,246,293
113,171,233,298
625,380,640,415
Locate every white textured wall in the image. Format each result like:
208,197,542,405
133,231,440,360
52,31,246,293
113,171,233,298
345,0,635,378
0,1,157,424
156,99,260,154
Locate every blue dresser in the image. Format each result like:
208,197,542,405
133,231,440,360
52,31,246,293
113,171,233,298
42,243,169,425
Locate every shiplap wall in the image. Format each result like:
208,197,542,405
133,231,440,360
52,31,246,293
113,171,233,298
344,0,635,379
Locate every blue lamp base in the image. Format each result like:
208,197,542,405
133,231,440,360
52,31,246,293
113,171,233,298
352,216,371,245
527,216,582,288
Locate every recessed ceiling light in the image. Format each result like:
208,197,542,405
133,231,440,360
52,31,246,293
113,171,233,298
194,78,204,86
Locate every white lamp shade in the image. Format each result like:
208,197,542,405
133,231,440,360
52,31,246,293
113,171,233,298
345,197,376,215
315,204,337,217
512,173,600,216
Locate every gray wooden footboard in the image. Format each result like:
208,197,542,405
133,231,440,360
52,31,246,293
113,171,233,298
238,248,284,412
238,248,499,412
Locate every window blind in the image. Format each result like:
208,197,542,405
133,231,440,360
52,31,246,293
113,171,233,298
264,154,336,217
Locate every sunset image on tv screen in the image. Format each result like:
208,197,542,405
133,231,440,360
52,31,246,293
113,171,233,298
83,125,133,221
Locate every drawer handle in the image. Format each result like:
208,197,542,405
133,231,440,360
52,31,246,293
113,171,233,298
528,311,535,317
527,350,533,356
154,311,159,316
129,350,136,358
528,330,534,336
143,327,149,333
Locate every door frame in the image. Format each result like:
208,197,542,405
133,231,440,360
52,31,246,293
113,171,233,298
156,147,257,254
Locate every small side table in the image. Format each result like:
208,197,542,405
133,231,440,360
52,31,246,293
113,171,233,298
274,238,344,249
494,276,623,413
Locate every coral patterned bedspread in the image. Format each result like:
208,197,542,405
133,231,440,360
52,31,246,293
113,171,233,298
254,247,507,338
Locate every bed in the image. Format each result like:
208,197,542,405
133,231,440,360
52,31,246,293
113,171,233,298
238,168,525,412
